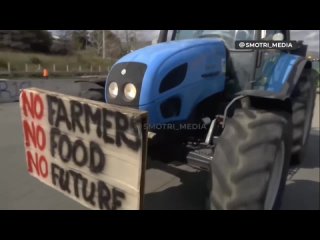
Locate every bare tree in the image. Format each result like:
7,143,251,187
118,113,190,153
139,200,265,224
125,30,129,50
105,31,123,59
90,30,123,59
125,30,137,50
90,30,103,56
59,30,73,40
112,30,138,52
102,30,106,59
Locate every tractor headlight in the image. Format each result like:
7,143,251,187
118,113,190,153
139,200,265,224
108,82,118,98
124,83,137,101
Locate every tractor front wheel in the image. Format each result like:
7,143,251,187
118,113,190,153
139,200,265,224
291,69,317,164
209,108,292,210
80,88,105,101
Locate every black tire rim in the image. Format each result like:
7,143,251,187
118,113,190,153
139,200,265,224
264,141,285,210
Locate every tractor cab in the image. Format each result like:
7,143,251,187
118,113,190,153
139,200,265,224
158,30,306,94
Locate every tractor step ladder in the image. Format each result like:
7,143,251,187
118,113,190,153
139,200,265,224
186,116,224,171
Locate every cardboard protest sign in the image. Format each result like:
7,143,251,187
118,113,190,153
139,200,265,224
19,88,148,210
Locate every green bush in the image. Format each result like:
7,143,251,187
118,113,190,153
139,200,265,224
0,59,7,68
76,54,87,64
0,49,111,76
29,56,42,64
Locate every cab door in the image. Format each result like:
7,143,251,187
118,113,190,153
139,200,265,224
253,30,290,90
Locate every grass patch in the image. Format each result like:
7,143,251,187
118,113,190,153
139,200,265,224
0,48,117,76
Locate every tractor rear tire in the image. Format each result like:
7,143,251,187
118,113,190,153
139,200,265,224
209,108,292,210
291,69,317,164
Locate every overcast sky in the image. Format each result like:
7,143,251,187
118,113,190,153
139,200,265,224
290,30,319,54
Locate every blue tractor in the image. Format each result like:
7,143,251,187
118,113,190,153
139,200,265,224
88,30,318,209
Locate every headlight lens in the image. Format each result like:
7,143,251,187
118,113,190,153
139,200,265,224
108,82,118,98
124,83,137,101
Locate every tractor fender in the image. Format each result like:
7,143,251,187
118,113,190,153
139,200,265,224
236,58,311,101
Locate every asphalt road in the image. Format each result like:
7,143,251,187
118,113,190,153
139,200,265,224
0,78,104,103
0,95,319,210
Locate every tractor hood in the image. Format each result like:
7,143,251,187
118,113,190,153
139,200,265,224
105,38,226,112
117,38,224,69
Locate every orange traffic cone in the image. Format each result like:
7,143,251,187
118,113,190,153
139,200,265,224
43,68,49,79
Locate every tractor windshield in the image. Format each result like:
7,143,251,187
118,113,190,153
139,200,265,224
174,30,255,49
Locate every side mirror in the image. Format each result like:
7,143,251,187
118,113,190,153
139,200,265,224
272,33,284,41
